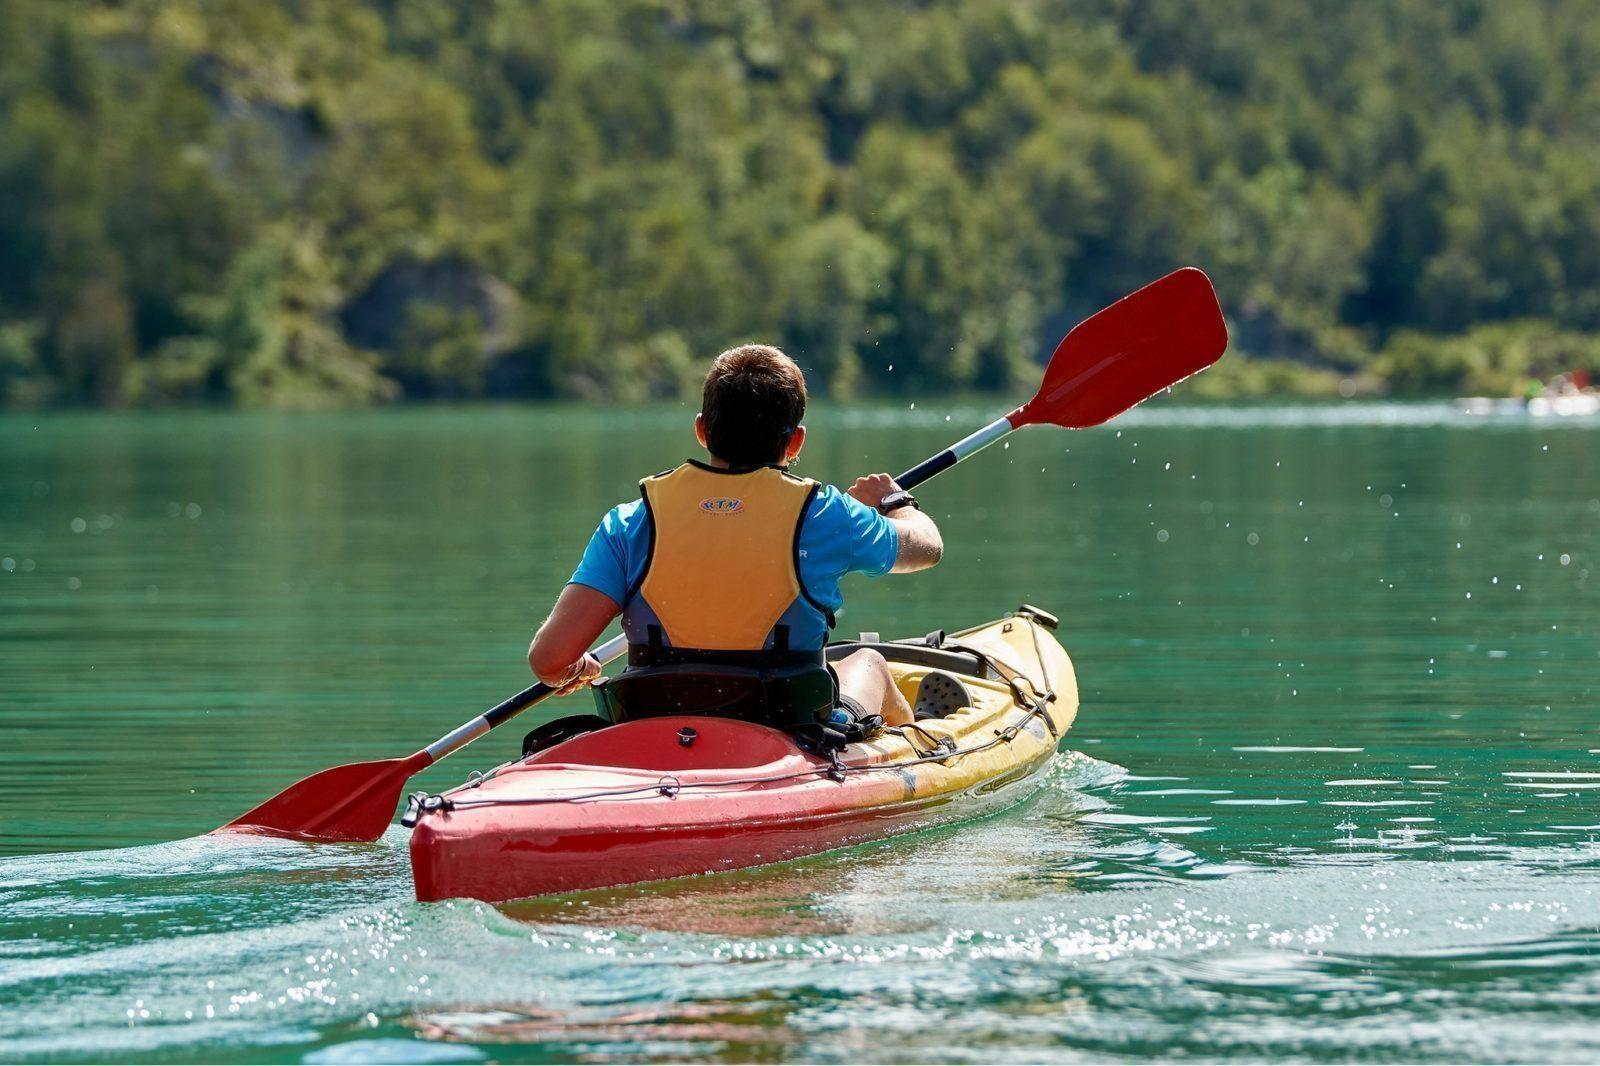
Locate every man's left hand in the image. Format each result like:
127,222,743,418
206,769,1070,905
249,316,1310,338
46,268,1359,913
848,472,903,510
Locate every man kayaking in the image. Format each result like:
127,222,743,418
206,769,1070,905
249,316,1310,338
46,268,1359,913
220,269,1217,849
527,344,944,732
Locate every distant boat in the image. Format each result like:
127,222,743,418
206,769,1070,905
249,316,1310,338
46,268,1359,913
1528,393,1600,417
1459,393,1600,417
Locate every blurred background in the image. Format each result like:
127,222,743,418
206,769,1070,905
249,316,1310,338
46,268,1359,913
3,0,1599,409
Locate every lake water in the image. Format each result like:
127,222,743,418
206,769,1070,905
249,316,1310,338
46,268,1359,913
2,402,1597,1062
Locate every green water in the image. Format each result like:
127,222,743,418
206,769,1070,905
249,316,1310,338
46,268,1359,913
2,403,1597,1062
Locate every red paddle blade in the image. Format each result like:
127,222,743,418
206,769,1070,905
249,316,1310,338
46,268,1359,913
213,752,429,843
1011,267,1227,429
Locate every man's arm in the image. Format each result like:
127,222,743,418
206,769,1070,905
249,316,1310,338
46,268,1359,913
847,473,943,574
528,583,621,693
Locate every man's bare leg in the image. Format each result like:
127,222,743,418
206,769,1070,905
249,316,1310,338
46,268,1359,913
833,649,913,727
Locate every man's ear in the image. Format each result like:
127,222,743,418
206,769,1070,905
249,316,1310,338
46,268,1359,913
785,424,806,462
694,413,709,450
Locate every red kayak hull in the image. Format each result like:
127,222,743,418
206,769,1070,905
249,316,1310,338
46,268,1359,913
409,614,1079,903
409,717,1050,903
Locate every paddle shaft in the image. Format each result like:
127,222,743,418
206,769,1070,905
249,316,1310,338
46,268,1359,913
896,411,1022,491
418,633,629,764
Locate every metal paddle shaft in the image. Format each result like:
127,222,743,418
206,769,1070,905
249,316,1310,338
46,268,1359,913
217,267,1226,843
217,634,628,841
897,267,1227,490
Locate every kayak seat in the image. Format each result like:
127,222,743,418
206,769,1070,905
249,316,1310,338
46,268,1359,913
522,714,612,759
912,671,974,721
592,660,835,732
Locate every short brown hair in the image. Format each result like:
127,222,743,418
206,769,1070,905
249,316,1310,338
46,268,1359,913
701,345,808,468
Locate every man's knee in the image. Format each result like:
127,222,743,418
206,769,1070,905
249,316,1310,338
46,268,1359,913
837,648,890,679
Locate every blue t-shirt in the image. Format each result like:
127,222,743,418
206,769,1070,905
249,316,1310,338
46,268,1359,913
569,483,898,649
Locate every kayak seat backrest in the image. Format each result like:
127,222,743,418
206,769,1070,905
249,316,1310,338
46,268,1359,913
521,714,612,759
593,661,835,731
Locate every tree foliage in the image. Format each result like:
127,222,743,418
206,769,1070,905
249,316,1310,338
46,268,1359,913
2,0,1599,407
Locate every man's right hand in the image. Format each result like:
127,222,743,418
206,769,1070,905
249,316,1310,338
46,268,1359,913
528,584,622,688
552,653,603,696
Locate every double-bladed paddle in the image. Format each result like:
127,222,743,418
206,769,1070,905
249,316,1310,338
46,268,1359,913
217,266,1227,842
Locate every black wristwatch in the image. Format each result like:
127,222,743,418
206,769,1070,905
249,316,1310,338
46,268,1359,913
878,489,920,515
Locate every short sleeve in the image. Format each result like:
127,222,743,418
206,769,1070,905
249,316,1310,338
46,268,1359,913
833,486,899,578
568,501,647,606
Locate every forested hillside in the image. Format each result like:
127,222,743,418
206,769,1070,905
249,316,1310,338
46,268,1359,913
3,0,1599,407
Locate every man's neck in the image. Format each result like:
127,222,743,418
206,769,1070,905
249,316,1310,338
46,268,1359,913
702,455,787,470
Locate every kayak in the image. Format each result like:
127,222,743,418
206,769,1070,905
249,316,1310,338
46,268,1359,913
407,608,1078,903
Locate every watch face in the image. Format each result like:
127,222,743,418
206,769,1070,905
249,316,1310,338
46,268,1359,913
880,491,914,513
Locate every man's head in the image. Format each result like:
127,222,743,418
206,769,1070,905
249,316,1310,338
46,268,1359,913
696,345,808,468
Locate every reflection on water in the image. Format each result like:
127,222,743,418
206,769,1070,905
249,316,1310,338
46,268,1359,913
2,404,1598,1061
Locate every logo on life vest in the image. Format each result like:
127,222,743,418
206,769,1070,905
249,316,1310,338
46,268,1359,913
699,497,744,514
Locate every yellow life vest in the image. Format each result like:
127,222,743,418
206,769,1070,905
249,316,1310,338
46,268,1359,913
623,461,830,654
